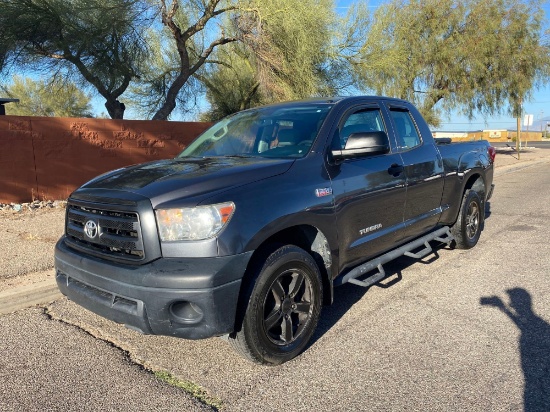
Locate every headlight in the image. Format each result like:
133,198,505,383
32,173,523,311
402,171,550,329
155,202,235,241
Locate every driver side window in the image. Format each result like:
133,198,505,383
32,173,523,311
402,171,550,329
333,108,385,150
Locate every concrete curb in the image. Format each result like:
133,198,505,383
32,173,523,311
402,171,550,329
0,276,62,315
494,157,550,176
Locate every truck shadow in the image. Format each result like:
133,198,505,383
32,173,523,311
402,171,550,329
480,288,550,411
310,245,446,346
485,201,492,220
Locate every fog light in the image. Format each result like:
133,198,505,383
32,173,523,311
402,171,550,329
170,301,204,324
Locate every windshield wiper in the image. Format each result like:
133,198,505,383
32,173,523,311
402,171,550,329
225,154,256,158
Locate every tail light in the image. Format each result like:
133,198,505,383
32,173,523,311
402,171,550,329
487,146,496,163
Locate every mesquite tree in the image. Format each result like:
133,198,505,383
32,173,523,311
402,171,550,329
148,0,238,120
0,0,150,119
351,0,550,126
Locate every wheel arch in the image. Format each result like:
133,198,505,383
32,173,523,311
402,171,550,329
463,173,486,199
233,225,333,333
461,173,487,222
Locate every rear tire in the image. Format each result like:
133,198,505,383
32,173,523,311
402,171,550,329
229,245,322,365
451,189,482,249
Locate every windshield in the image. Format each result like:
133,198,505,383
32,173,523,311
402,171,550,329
178,103,334,159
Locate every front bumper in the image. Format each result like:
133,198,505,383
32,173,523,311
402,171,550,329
55,237,253,339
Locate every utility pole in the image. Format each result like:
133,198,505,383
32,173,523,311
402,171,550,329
524,113,534,148
517,116,521,160
516,97,521,160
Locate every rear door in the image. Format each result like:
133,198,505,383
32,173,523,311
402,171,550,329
385,104,445,241
327,104,407,273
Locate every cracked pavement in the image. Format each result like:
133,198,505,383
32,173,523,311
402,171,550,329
1,149,549,410
0,307,211,411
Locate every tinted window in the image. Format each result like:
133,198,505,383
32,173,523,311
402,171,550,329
334,108,385,150
390,110,421,150
179,104,333,159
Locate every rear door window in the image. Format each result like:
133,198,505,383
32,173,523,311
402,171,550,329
389,109,422,151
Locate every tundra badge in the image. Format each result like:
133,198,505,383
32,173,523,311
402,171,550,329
359,224,382,236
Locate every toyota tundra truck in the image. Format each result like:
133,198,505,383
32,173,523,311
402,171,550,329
55,96,495,365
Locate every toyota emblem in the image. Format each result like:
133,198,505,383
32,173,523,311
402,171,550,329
84,220,98,239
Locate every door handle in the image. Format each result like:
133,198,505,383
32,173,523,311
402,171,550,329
388,163,404,177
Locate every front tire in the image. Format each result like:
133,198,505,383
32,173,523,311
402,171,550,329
229,245,323,365
451,189,482,249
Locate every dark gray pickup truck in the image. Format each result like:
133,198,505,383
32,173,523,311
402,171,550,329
55,96,495,364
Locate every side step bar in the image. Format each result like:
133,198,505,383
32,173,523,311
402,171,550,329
334,226,454,288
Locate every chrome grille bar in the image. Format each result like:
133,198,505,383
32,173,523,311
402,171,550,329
65,202,144,261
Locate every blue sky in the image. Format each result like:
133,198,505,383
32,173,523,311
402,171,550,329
335,0,550,131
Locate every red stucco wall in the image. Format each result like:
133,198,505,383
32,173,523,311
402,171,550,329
0,116,210,203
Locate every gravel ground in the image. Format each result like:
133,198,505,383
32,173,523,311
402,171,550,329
494,146,549,167
0,208,65,279
0,200,66,212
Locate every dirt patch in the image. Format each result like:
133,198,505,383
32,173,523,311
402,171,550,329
0,208,65,279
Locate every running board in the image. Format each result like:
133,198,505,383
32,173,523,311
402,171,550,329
334,226,454,288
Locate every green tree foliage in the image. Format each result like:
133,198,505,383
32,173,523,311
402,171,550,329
196,43,262,121
351,0,550,126
236,0,341,101
200,0,358,120
127,19,206,120
1,0,547,123
2,76,93,117
0,0,149,119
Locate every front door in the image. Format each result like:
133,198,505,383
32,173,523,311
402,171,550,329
327,105,407,273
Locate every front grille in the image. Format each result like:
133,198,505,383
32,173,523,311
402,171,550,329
65,203,145,261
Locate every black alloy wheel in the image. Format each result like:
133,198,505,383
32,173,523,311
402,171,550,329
465,199,480,240
451,189,482,249
229,245,323,365
262,267,313,346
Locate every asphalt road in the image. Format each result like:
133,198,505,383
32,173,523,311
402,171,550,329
0,308,210,412
1,160,549,411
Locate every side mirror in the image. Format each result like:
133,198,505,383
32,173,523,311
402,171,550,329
331,131,390,162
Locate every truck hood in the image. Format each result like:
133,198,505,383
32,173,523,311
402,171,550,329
81,156,294,208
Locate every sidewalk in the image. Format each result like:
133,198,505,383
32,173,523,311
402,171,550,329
493,146,550,170
1,146,550,314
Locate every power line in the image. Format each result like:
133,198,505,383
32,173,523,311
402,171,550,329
440,119,550,125
439,122,517,125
